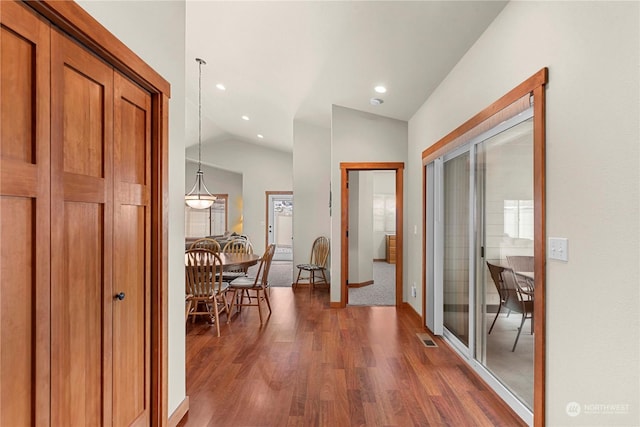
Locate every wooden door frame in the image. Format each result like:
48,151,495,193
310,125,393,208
26,1,171,425
340,162,404,308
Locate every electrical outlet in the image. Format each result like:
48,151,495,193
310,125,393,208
411,283,417,297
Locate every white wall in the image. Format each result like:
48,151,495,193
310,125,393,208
331,105,408,302
348,172,374,285
408,2,639,425
190,138,293,255
185,161,243,233
292,121,331,276
373,171,395,260
76,0,188,417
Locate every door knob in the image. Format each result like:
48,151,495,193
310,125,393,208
115,292,125,301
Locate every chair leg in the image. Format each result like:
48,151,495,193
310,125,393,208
319,269,328,286
227,289,238,324
212,299,221,337
512,313,527,352
294,268,303,288
263,287,272,313
488,303,502,334
309,270,315,291
256,289,263,324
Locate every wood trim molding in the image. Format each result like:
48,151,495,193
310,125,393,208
420,68,548,426
339,162,404,308
532,83,547,427
422,68,547,164
26,0,170,96
401,302,421,324
167,396,189,427
346,280,374,288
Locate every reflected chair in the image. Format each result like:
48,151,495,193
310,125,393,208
294,236,329,290
189,237,221,252
506,255,535,292
227,244,276,324
185,249,230,336
486,262,534,351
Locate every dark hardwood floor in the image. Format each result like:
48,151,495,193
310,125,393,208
179,287,525,426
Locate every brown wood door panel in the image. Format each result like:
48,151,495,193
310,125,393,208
50,27,114,426
0,2,51,425
112,72,151,426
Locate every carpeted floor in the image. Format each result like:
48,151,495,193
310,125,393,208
252,260,293,287
262,260,396,307
348,261,395,306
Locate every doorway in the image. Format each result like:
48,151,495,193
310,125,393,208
339,162,404,307
266,191,293,261
347,170,397,306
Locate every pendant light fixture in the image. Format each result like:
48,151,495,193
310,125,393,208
185,58,216,209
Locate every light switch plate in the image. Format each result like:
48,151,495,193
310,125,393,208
548,237,568,261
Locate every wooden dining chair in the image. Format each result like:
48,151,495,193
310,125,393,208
185,248,230,336
293,236,329,290
486,262,534,351
227,244,276,324
189,237,221,252
221,237,253,281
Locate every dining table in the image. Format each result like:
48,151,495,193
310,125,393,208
185,251,261,271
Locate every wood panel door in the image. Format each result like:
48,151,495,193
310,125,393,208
1,2,161,425
0,2,51,425
50,28,115,426
112,72,151,426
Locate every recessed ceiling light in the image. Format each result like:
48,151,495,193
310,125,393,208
370,97,384,106
216,83,226,91
374,85,387,94
257,134,264,139
241,115,250,121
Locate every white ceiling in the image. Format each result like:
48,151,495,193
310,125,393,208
185,1,507,153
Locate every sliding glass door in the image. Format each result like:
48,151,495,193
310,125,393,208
427,108,534,419
475,116,534,409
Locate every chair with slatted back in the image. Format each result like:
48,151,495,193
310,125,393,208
221,237,253,281
506,255,534,292
486,262,534,351
227,244,276,324
294,236,329,290
185,248,229,336
189,237,221,253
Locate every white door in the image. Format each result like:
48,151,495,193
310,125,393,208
267,193,293,261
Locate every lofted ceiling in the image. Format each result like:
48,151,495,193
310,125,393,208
185,1,507,153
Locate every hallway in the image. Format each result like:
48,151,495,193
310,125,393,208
180,288,525,426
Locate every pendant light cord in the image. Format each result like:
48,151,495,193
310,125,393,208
197,58,206,173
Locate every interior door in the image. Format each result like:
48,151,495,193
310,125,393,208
0,2,51,424
50,28,114,425
267,192,293,261
112,72,151,426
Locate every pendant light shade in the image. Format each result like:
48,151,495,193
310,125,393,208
186,58,216,209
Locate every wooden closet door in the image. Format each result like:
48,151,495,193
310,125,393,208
112,73,151,426
50,28,114,426
0,2,51,425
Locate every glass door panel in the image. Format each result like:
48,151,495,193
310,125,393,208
475,117,534,409
443,151,470,347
